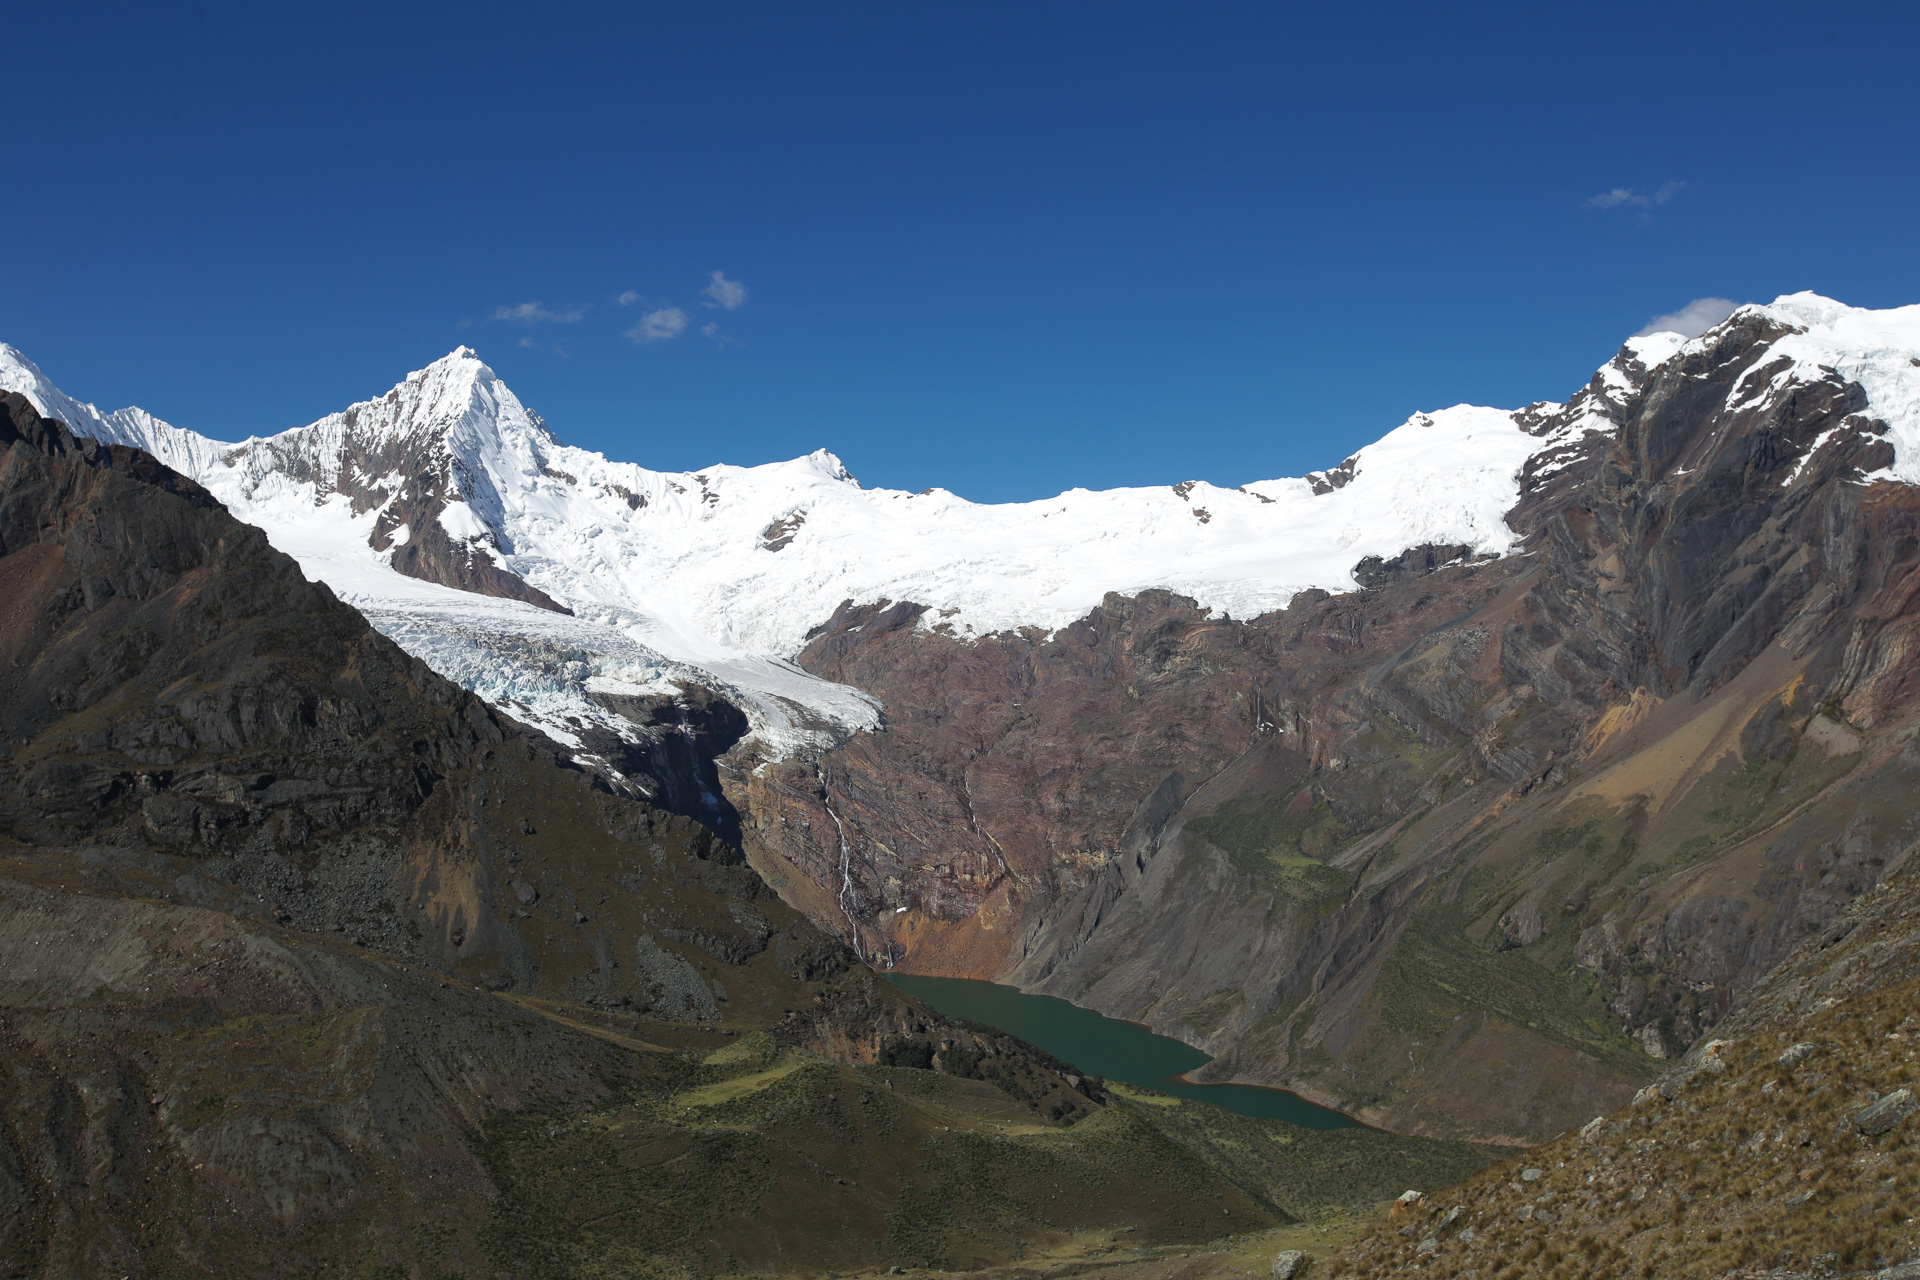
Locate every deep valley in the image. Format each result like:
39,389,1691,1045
4,292,1920,1277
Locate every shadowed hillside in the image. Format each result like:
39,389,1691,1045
1326,833,1920,1279
0,391,1490,1277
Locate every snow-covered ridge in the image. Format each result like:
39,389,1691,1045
0,343,231,477
6,292,1917,762
1732,293,1920,485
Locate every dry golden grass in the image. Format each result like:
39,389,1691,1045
1319,974,1920,1278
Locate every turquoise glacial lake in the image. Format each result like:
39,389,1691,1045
886,973,1358,1129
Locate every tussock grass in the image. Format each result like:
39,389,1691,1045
1321,974,1920,1279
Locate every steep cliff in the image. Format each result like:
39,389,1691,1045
740,305,1920,1144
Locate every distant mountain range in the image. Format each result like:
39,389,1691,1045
0,319,1694,763
8,291,1920,1150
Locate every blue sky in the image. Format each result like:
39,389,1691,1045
6,1,1918,502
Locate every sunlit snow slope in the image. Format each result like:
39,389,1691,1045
6,292,1917,764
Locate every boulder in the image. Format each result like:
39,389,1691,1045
1659,1070,1697,1099
1271,1249,1308,1278
1779,1042,1822,1068
1854,1088,1916,1136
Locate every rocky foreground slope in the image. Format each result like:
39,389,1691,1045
0,392,1489,1277
1327,830,1920,1280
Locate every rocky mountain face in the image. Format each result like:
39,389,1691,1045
727,330,1677,978
0,341,799,838
7,294,1919,1161
220,347,576,612
0,391,1491,1277
738,307,1920,1144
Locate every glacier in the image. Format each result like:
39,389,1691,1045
5,291,1917,766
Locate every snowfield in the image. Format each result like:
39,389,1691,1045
5,291,1916,760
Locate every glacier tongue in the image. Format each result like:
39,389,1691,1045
353,593,877,766
8,293,1920,764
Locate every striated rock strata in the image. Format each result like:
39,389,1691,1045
736,311,1920,1145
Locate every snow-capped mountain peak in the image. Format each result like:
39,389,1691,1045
8,293,1919,771
226,345,555,495
799,447,858,486
337,345,557,454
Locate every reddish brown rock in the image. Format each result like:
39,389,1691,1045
731,314,1920,1143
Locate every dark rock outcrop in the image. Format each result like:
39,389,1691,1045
379,493,573,612
583,680,750,844
1351,542,1477,590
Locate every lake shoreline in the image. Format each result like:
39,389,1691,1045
887,972,1365,1130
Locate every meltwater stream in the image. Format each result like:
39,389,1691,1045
886,974,1359,1129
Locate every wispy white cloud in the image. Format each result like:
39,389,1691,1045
491,301,586,324
625,306,689,343
701,270,747,310
1586,188,1641,210
1633,297,1741,339
1585,181,1687,211
615,290,642,306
